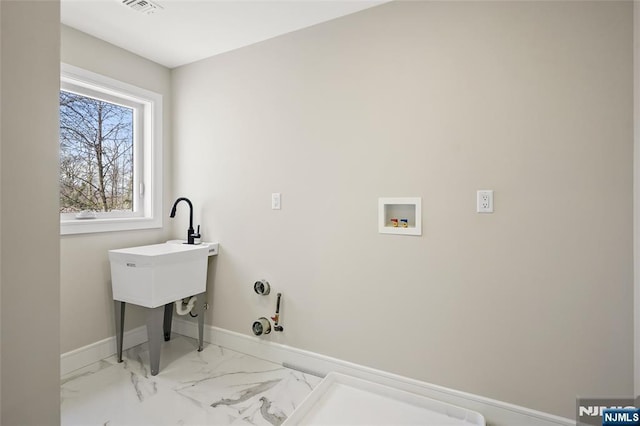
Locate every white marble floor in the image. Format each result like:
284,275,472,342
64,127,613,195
61,335,322,426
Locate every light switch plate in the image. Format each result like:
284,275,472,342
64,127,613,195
272,193,281,210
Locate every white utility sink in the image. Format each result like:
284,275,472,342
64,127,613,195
109,243,209,308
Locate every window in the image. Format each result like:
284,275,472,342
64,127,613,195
60,88,137,215
60,64,162,235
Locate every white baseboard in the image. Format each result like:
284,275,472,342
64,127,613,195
60,325,148,376
172,318,573,426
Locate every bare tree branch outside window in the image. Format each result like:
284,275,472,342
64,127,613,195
59,90,134,213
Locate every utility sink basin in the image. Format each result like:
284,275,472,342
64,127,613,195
109,243,209,308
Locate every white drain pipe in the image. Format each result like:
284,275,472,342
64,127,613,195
175,296,197,315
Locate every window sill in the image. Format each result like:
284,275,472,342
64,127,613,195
60,216,162,236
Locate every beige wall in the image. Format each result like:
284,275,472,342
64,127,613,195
634,0,640,398
1,1,3,416
1,1,61,424
172,1,634,419
60,25,172,353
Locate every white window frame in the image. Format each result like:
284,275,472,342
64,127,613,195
60,63,163,235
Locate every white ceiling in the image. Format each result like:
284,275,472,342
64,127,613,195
61,0,387,69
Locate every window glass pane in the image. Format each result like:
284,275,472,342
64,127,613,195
59,90,134,213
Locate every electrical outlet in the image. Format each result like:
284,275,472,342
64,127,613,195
271,193,281,210
477,190,494,213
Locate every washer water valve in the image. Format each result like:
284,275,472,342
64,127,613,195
252,317,271,336
254,279,270,295
251,292,284,336
271,293,284,332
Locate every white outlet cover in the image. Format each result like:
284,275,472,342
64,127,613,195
476,190,494,213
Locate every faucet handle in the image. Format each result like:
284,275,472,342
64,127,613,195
191,225,201,239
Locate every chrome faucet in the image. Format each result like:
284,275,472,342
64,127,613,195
169,197,199,244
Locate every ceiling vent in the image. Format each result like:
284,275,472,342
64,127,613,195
120,0,163,15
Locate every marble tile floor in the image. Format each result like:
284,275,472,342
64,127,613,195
61,334,322,426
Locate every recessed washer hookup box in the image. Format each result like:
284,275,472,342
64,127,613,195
109,243,209,308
